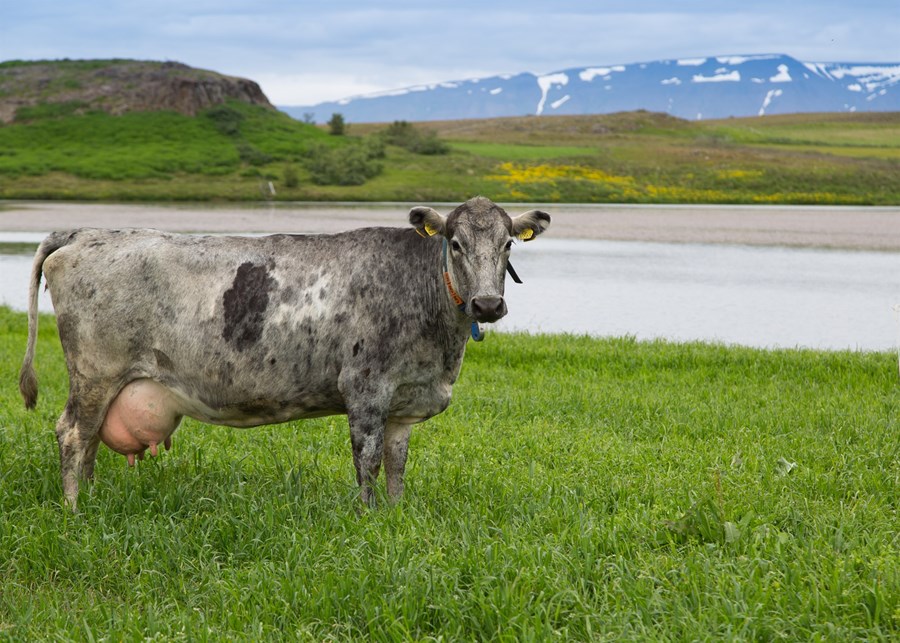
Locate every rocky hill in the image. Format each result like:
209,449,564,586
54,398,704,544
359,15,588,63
0,59,273,123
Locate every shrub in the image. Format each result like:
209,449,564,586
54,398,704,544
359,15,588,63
283,164,299,188
237,142,272,166
206,105,244,137
327,113,346,136
305,142,382,185
380,120,449,155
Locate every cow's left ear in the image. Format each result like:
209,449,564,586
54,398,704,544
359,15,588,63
409,206,447,238
510,209,551,241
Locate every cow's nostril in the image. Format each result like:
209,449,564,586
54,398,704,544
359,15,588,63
471,296,506,323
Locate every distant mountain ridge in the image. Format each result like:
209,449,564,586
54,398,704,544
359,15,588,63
283,54,900,123
0,59,273,124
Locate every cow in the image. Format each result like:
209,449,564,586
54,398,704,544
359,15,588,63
19,196,550,510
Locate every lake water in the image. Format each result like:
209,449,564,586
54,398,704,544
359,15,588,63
1,232,898,352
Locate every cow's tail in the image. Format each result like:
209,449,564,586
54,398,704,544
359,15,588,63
20,232,71,410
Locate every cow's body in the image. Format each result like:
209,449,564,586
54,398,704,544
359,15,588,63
19,197,549,509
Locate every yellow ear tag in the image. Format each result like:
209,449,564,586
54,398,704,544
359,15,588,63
424,223,439,237
517,228,534,241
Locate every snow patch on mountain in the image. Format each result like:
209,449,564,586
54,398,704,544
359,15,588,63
759,88,784,115
717,54,779,65
551,95,571,110
769,65,792,82
693,71,741,83
536,72,569,115
579,65,624,82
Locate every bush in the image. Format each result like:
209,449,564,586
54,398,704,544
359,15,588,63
412,131,450,155
305,142,382,185
327,113,346,136
237,142,272,166
206,105,245,137
283,164,299,188
380,120,450,155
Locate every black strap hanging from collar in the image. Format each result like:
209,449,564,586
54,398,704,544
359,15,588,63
506,261,523,284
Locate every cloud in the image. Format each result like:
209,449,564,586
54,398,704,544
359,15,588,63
2,0,898,104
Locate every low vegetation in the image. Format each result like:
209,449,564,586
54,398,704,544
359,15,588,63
0,99,898,203
0,305,897,639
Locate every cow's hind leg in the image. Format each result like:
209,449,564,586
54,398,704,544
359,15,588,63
81,433,102,484
56,394,108,511
383,421,412,502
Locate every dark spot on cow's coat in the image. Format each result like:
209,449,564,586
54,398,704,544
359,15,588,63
153,349,174,371
352,341,361,357
280,286,296,304
319,287,327,300
222,262,275,351
269,357,277,365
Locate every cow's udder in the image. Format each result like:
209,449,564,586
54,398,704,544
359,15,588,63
99,379,183,466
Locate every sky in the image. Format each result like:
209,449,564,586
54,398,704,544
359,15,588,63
3,1,899,106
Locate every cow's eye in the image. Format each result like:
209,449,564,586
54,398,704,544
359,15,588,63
450,240,462,252
504,240,514,251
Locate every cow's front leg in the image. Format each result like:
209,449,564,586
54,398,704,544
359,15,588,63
348,412,385,507
384,420,412,502
341,373,393,507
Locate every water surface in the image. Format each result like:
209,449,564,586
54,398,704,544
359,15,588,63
2,233,898,351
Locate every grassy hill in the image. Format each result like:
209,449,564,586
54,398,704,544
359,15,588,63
0,60,898,204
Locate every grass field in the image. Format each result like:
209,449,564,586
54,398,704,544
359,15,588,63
1,102,898,204
0,305,897,640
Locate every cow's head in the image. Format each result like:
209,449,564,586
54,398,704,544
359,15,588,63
410,196,550,323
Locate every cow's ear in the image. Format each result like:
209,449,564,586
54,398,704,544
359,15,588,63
409,206,447,238
510,209,551,242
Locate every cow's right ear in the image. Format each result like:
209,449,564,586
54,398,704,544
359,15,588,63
409,206,447,238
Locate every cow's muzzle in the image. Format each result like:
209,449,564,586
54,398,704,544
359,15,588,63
470,296,507,323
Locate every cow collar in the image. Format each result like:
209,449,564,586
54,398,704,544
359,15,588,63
438,237,524,342
441,237,484,341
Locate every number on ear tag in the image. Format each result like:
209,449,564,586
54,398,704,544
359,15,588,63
517,228,534,241
424,223,439,237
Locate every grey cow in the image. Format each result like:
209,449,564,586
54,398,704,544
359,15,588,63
20,196,550,510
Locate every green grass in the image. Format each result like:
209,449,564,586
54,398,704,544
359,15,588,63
0,305,897,640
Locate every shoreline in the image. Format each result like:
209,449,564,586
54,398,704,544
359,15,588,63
2,201,900,251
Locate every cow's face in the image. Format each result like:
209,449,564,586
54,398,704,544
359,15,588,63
410,196,550,323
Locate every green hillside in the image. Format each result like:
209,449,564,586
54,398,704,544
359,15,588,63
0,60,898,203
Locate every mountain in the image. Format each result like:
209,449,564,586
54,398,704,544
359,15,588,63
0,59,273,124
282,54,900,123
